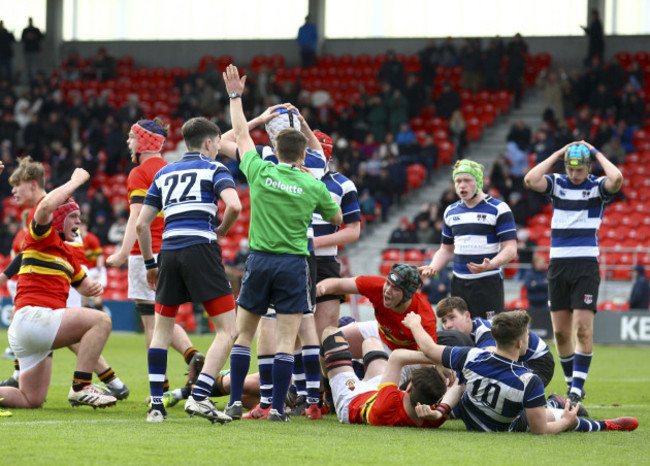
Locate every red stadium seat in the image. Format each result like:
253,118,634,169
404,249,423,264
382,249,402,262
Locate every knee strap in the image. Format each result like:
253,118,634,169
322,331,352,371
363,350,388,370
135,302,155,316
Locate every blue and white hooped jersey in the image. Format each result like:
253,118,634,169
544,173,613,261
442,196,517,279
312,170,361,258
144,152,236,250
442,346,546,432
470,317,550,362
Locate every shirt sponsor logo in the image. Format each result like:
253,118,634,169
265,177,303,194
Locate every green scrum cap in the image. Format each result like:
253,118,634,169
387,264,423,304
452,159,484,194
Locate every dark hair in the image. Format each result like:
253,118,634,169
274,128,307,163
9,156,45,189
490,310,530,347
409,366,447,408
435,296,469,319
181,117,221,151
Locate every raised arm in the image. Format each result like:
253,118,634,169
223,65,256,156
582,140,623,193
524,142,572,192
34,168,89,226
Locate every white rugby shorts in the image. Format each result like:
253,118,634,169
8,306,65,372
128,254,158,301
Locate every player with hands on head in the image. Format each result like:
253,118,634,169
524,140,623,413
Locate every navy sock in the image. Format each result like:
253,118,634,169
302,345,321,405
228,345,250,407
191,373,215,401
574,418,605,432
271,352,294,414
559,354,574,391
258,354,274,408
293,349,306,397
148,348,168,415
570,351,592,397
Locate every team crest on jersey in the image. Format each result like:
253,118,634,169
584,294,593,304
476,214,487,221
559,190,566,196
582,190,589,198
345,378,357,391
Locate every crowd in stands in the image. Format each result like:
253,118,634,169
0,26,648,305
0,32,542,261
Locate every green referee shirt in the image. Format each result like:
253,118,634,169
241,149,340,255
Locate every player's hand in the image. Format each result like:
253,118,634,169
435,366,457,387
418,265,437,278
259,104,286,124
106,251,127,268
561,401,580,429
414,402,442,421
316,283,326,297
402,311,421,329
298,165,316,178
146,267,158,291
223,64,246,95
467,258,492,274
86,279,104,297
71,168,90,185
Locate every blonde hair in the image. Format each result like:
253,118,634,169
9,156,45,189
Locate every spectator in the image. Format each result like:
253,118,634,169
611,120,635,153
505,33,528,108
581,8,605,65
20,17,44,84
448,110,467,159
629,265,650,311
523,254,549,311
601,137,626,166
418,39,439,91
0,21,15,83
421,266,452,307
588,83,616,117
118,94,144,125
377,50,406,92
107,212,127,245
459,38,482,93
538,70,568,123
414,215,435,245
438,37,458,68
435,81,461,119
91,46,117,81
297,15,318,68
508,191,528,228
515,228,538,278
388,217,416,245
482,39,503,92
506,119,531,152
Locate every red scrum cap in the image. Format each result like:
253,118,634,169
313,130,333,161
52,198,80,234
131,119,166,155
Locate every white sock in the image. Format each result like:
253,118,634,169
107,377,125,389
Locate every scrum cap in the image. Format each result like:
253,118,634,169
387,263,423,304
452,159,484,194
52,198,80,234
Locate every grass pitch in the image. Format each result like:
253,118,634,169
0,330,647,465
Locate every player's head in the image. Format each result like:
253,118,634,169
384,263,423,307
275,128,308,164
452,159,484,200
265,108,301,148
128,117,168,163
53,198,81,242
435,296,472,334
564,143,591,185
10,156,46,207
182,117,221,159
313,129,333,162
490,310,530,355
407,366,447,408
